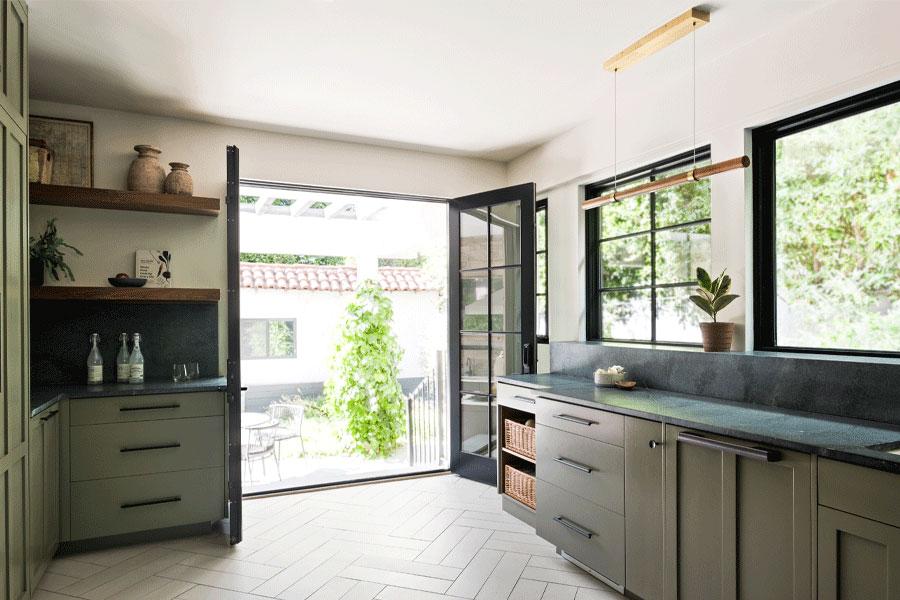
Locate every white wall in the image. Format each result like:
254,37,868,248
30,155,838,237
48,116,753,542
29,100,506,374
509,1,900,350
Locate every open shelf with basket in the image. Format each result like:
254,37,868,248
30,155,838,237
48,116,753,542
496,393,537,522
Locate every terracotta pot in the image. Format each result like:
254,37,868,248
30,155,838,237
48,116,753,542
699,322,735,352
30,257,45,287
127,145,165,192
164,162,193,195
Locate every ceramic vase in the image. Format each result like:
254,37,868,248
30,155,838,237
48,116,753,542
164,162,193,195
127,145,165,192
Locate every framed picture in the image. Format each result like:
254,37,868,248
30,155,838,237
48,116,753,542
29,115,94,187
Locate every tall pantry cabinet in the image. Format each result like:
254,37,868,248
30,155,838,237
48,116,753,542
0,1,29,599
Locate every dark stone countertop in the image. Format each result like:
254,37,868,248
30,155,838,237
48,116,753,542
30,377,227,417
499,373,900,474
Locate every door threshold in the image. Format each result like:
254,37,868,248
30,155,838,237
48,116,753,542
242,468,450,499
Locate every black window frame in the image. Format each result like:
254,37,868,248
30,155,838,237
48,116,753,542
240,317,298,360
535,198,549,344
585,145,712,345
752,79,900,359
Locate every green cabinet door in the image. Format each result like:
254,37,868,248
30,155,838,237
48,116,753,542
818,506,900,600
625,416,664,600
663,426,813,600
27,415,44,586
43,410,60,559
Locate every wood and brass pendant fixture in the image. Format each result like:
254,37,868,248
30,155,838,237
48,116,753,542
582,8,750,211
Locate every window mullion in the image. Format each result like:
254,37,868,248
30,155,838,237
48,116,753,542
649,174,657,344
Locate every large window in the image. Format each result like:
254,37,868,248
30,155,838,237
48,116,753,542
536,198,549,343
240,318,297,359
586,147,712,344
753,81,900,357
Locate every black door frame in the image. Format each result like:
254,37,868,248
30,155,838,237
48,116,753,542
225,145,243,544
448,183,537,484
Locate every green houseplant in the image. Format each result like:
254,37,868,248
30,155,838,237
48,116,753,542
324,279,406,458
29,218,83,286
689,267,739,352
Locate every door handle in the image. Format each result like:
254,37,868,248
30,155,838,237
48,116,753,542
553,516,594,539
522,343,532,374
554,457,593,473
120,442,181,453
677,432,781,462
553,414,597,427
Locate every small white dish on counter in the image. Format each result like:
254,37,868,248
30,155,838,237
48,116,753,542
594,366,627,386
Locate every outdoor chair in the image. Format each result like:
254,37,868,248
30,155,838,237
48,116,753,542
267,402,306,460
242,423,280,483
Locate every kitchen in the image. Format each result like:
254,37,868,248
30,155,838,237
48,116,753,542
2,1,899,599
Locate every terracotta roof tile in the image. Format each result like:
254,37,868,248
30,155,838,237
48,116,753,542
239,263,436,293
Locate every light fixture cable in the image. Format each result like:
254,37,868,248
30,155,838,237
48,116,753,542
692,22,697,172
613,68,618,197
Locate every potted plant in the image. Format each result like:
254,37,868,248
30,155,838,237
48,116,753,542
689,267,739,352
29,218,83,286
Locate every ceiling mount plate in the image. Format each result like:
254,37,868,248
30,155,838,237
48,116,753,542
603,7,710,72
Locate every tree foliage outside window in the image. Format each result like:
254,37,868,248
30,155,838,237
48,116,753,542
770,100,899,352
240,319,296,359
240,252,347,265
324,280,407,458
586,148,712,343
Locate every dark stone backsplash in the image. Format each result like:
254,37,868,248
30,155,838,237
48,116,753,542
31,300,218,386
550,341,900,426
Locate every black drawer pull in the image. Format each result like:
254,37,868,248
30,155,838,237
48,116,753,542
120,442,181,453
553,413,597,427
120,496,182,509
40,411,59,422
119,404,181,412
677,432,781,462
554,456,593,473
553,515,594,539
512,395,536,405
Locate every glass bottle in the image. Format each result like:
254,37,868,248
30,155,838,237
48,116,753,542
116,333,130,383
128,333,145,384
87,333,103,384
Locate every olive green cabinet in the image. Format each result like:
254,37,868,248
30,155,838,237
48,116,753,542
625,417,664,600
663,425,813,600
27,407,59,586
817,459,900,600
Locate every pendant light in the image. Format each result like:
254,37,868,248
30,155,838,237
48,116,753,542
582,8,750,211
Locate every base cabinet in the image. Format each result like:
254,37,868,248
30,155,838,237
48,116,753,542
663,425,813,600
28,407,60,587
625,417,664,600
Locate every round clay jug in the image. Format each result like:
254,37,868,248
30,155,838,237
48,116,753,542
127,145,165,192
164,162,193,196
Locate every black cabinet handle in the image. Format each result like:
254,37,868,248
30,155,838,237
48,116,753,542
553,456,593,473
120,496,182,509
40,411,59,422
120,442,181,453
119,404,181,412
553,413,597,427
512,395,536,405
553,516,594,539
677,432,781,462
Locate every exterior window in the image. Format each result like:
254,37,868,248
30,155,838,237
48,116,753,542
585,147,712,344
536,199,549,343
240,318,297,359
753,81,900,356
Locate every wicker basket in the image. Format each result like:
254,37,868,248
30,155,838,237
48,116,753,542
504,418,536,459
504,465,536,509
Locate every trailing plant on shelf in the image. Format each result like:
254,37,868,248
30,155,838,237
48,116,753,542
29,218,83,286
324,279,406,458
689,267,739,352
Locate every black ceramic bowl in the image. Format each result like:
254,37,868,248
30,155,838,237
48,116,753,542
108,277,147,288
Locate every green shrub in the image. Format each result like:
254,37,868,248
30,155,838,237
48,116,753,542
324,280,406,458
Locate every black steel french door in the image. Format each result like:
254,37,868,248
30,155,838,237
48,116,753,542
226,145,243,544
449,183,536,484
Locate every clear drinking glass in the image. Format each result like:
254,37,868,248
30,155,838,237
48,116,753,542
173,363,189,383
186,362,200,380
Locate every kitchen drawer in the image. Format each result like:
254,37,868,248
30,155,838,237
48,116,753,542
70,392,224,425
497,383,540,412
536,397,623,447
70,416,225,481
536,479,625,585
819,459,900,528
70,467,225,540
537,424,624,514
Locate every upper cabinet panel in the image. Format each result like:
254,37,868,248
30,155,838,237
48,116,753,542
0,0,27,131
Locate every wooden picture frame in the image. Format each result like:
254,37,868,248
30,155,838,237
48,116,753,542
29,115,94,187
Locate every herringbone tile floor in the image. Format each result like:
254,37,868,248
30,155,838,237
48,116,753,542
34,474,625,600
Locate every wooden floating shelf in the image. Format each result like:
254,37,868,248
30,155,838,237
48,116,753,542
31,286,220,303
30,183,220,217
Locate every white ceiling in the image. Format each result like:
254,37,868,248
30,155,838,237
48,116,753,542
29,0,822,161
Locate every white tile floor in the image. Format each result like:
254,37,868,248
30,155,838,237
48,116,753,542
34,474,625,600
